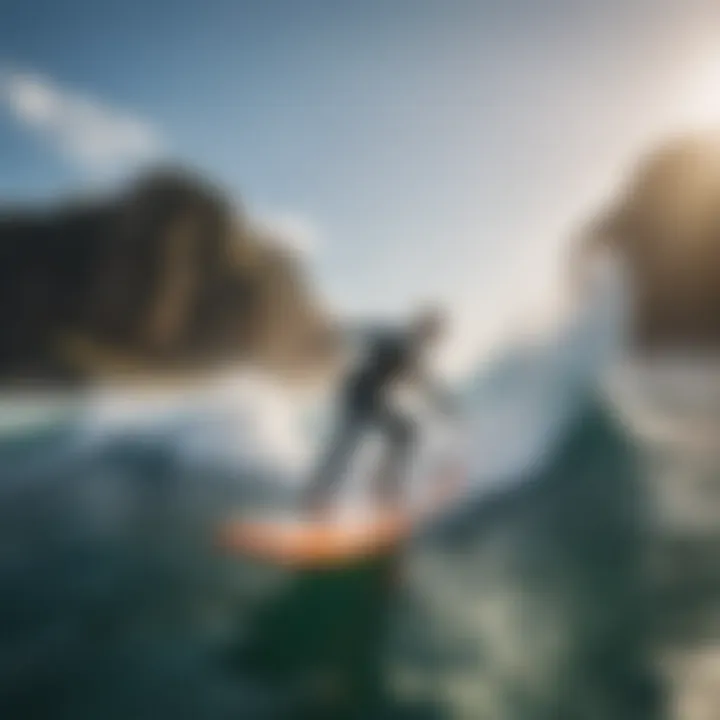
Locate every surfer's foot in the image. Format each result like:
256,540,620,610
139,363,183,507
372,495,402,518
305,496,335,520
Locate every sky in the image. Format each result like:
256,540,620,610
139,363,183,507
2,0,720,377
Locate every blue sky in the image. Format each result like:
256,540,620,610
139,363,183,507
2,0,720,375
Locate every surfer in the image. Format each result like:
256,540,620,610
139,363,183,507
306,307,454,513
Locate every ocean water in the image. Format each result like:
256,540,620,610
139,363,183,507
0,310,718,716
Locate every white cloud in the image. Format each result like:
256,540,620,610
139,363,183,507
0,69,164,173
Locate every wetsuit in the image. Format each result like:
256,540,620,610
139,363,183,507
306,329,424,508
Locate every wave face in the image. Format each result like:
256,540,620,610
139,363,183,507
460,249,629,494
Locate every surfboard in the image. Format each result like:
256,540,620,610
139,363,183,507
215,458,465,569
216,510,411,569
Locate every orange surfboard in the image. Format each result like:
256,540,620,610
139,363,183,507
216,467,465,570
215,511,411,569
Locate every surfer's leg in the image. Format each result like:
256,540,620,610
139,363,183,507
305,414,365,510
373,411,415,508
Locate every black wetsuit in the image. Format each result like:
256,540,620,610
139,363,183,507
307,330,418,507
